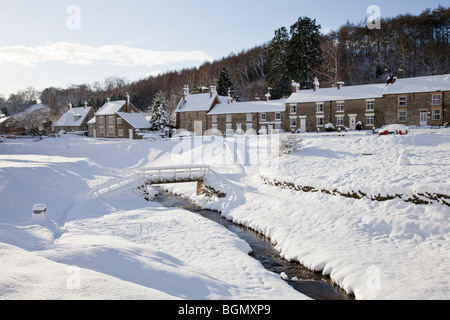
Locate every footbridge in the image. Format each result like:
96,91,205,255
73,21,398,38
139,165,210,195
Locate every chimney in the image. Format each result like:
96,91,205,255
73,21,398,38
265,92,271,102
313,77,320,91
125,92,130,106
337,82,345,90
107,97,111,103
387,75,397,85
183,85,189,100
68,102,72,111
84,100,88,109
291,80,300,93
210,85,216,98
255,94,260,101
227,88,233,104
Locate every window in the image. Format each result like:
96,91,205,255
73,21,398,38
194,112,199,119
260,113,266,121
109,117,114,124
366,115,374,126
316,117,324,127
212,124,218,133
432,94,442,105
432,109,441,121
398,111,407,122
99,117,104,124
246,114,252,122
316,103,324,113
188,123,192,130
226,114,232,122
180,113,185,120
275,113,281,120
366,100,374,111
337,102,344,112
108,127,113,134
180,122,185,129
290,105,296,114
118,129,124,137
398,97,407,106
99,127,104,134
212,115,217,123
117,118,122,125
336,116,344,126
290,117,297,127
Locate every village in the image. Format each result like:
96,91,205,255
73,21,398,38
1,74,449,141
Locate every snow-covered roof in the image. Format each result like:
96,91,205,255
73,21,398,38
96,100,127,116
286,74,450,104
384,74,450,95
54,107,92,127
117,112,151,129
207,99,286,115
175,93,220,113
0,116,11,125
286,83,386,104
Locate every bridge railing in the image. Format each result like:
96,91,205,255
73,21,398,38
138,165,210,184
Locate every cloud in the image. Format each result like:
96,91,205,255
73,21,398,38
0,42,212,68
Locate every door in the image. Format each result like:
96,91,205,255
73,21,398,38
349,115,357,130
420,111,427,126
300,117,306,132
268,124,274,134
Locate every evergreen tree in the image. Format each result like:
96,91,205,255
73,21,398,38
266,27,291,99
287,17,322,89
217,67,234,96
149,91,171,131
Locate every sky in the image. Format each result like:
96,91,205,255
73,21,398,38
0,0,446,97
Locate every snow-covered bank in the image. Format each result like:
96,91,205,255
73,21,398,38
0,136,306,300
161,130,450,300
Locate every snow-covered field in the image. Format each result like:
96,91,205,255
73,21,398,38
0,129,449,300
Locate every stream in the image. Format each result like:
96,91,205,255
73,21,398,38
152,187,355,300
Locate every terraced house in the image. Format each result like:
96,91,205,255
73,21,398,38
174,74,450,135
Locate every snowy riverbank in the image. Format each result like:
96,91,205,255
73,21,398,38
1,130,449,300
161,129,450,300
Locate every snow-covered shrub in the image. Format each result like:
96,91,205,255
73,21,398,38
279,135,303,155
325,122,335,132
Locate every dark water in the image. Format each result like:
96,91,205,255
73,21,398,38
152,187,355,301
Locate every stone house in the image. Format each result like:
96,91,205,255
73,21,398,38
53,102,95,134
382,75,450,127
206,96,286,135
174,85,226,135
285,74,450,132
285,80,386,132
174,74,449,135
88,94,151,139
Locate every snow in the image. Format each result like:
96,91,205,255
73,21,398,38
207,99,286,115
384,74,450,94
1,129,449,300
175,93,219,113
286,74,450,104
117,112,151,129
158,130,450,300
53,107,92,127
0,136,305,300
95,100,127,116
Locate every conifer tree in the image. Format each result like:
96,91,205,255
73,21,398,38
149,91,171,131
266,27,291,99
217,67,234,96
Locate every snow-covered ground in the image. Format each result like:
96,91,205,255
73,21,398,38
160,129,450,300
1,129,449,300
0,136,304,300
